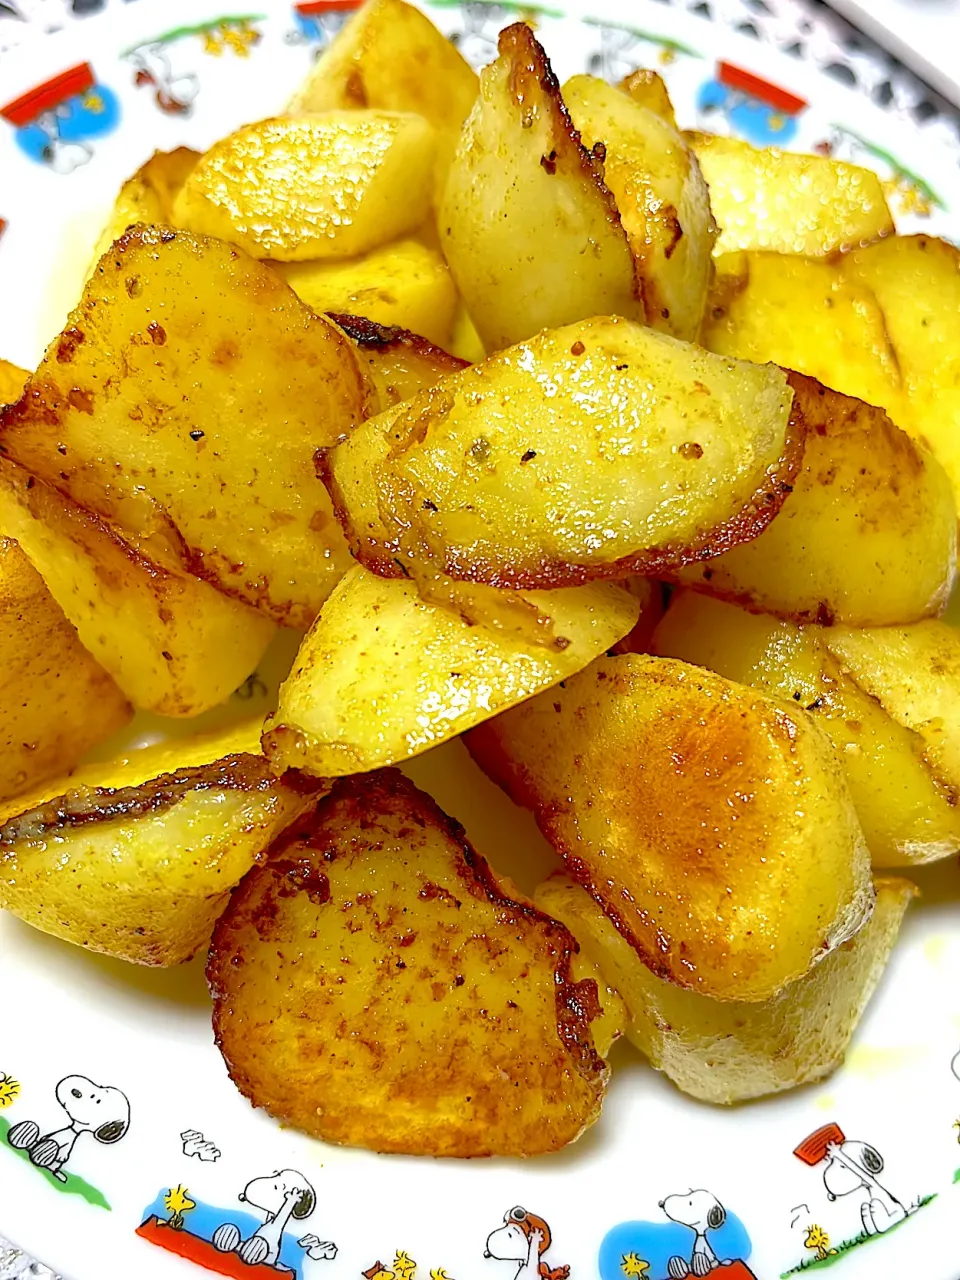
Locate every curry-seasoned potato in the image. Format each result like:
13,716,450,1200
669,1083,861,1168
323,316,800,588
0,537,130,801
653,592,960,866
675,373,956,626
0,359,27,406
439,24,645,352
0,719,324,966
174,113,436,262
702,252,907,423
208,769,609,1156
329,313,467,406
467,654,874,1002
0,226,371,627
563,74,716,341
687,133,893,257
618,68,677,127
0,456,274,716
286,0,477,199
276,238,457,346
536,873,915,1104
90,147,199,267
261,563,638,776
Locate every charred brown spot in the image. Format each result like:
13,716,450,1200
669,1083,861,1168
67,387,94,414
147,321,167,346
56,328,85,364
678,441,703,460
270,857,331,904
540,150,558,175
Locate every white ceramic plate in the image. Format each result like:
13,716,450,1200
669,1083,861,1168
2,4,960,1279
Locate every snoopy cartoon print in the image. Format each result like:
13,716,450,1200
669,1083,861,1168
212,1168,336,1270
6,1074,129,1182
598,1189,756,1280
484,1206,570,1280
794,1123,908,1238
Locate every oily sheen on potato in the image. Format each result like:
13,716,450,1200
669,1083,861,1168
261,563,639,776
653,592,960,867
330,313,468,407
0,720,324,966
536,873,915,1104
208,769,609,1157
439,24,645,352
323,316,800,588
675,373,957,626
467,654,874,1002
0,226,372,627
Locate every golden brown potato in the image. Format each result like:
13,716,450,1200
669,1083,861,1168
438,24,645,352
0,226,372,628
275,238,457,346
563,74,716,341
653,591,960,866
675,373,957,626
0,359,27,407
323,316,800,588
0,537,130,801
449,302,486,362
208,769,609,1156
0,719,323,966
536,873,915,1104
467,654,874,1002
686,133,893,256
0,456,274,716
608,577,666,656
702,252,907,423
91,147,199,267
329,312,467,406
174,113,436,262
618,68,677,127
286,0,477,199
261,563,639,776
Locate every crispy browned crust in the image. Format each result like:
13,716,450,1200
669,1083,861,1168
327,312,470,373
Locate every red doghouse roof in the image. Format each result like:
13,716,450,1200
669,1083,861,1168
717,61,808,116
1,62,95,128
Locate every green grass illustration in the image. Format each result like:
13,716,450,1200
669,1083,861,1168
780,1197,936,1276
0,1115,111,1210
121,15,265,56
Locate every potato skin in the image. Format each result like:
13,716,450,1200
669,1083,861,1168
329,312,468,407
467,654,874,1002
208,769,608,1157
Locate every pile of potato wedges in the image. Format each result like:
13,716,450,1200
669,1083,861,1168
1,0,958,1156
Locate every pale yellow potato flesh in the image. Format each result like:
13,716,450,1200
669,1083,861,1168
675,373,957,626
563,74,716,341
617,68,677,127
466,654,874,1002
536,873,915,1104
323,316,799,588
0,455,274,717
0,359,28,406
90,147,199,269
330,313,468,407
209,769,609,1156
653,591,960,866
0,226,371,628
0,718,323,966
687,133,893,256
0,537,130,802
174,113,437,262
449,302,486,362
438,24,645,352
275,237,457,346
286,0,477,200
261,563,639,776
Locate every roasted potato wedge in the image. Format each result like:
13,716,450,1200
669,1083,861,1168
91,147,199,268
0,226,372,627
286,0,477,199
609,577,665,656
467,654,874,1002
449,302,486,362
0,719,323,965
653,592,960,866
618,68,677,127
0,537,130,801
439,24,645,352
0,456,274,716
536,873,915,1104
261,563,639,776
329,313,467,405
208,769,608,1156
174,113,436,262
323,316,800,588
0,359,27,407
675,373,957,626
702,252,907,423
276,237,457,346
563,74,716,341
687,133,893,257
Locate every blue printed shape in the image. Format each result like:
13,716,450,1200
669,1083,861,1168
599,1210,752,1280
